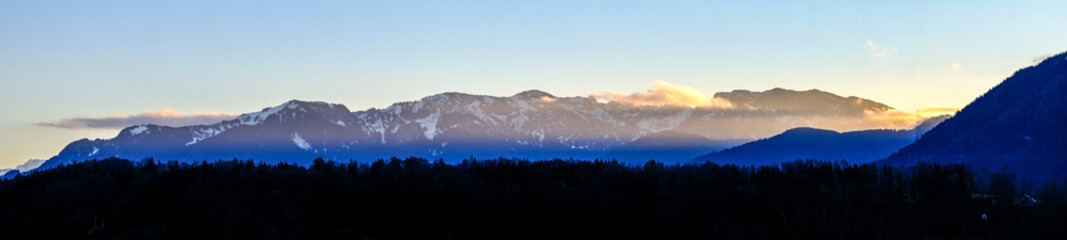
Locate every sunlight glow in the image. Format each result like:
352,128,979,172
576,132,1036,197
591,80,735,108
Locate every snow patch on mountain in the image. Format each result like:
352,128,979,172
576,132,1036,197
292,133,312,150
130,125,149,135
510,113,531,130
412,100,425,113
88,147,99,157
464,100,492,123
185,124,237,146
362,116,388,143
531,129,545,143
416,110,442,140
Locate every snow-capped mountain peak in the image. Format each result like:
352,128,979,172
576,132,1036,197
237,100,298,125
236,100,350,126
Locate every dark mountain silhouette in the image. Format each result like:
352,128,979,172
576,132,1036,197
33,88,906,171
693,115,950,165
882,52,1067,182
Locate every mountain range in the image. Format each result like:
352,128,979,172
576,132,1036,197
15,51,1067,184
31,88,912,171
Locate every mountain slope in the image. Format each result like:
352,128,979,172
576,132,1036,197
882,52,1067,182
34,88,911,170
693,115,949,165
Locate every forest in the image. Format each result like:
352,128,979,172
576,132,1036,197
2,157,1066,239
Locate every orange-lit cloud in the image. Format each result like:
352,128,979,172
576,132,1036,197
916,107,960,117
38,108,237,129
861,107,958,130
862,109,926,129
591,80,735,108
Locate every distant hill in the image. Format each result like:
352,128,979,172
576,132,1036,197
882,52,1067,183
694,116,950,165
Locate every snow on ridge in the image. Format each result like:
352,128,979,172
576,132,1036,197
335,120,347,127
292,133,312,150
88,147,99,157
238,101,298,125
129,125,149,135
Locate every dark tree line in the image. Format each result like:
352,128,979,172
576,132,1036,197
1,157,1065,239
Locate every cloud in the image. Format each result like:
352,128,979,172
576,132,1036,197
864,40,896,58
590,80,734,108
39,108,238,129
951,62,962,69
862,109,926,129
917,107,959,117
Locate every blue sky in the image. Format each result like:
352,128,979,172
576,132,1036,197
1,0,1065,168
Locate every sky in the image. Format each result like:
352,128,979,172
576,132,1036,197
1,0,1066,168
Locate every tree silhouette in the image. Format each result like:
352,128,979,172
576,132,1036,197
0,157,1064,239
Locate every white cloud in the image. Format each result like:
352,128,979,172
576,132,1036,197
864,40,896,58
952,62,962,69
39,108,237,129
